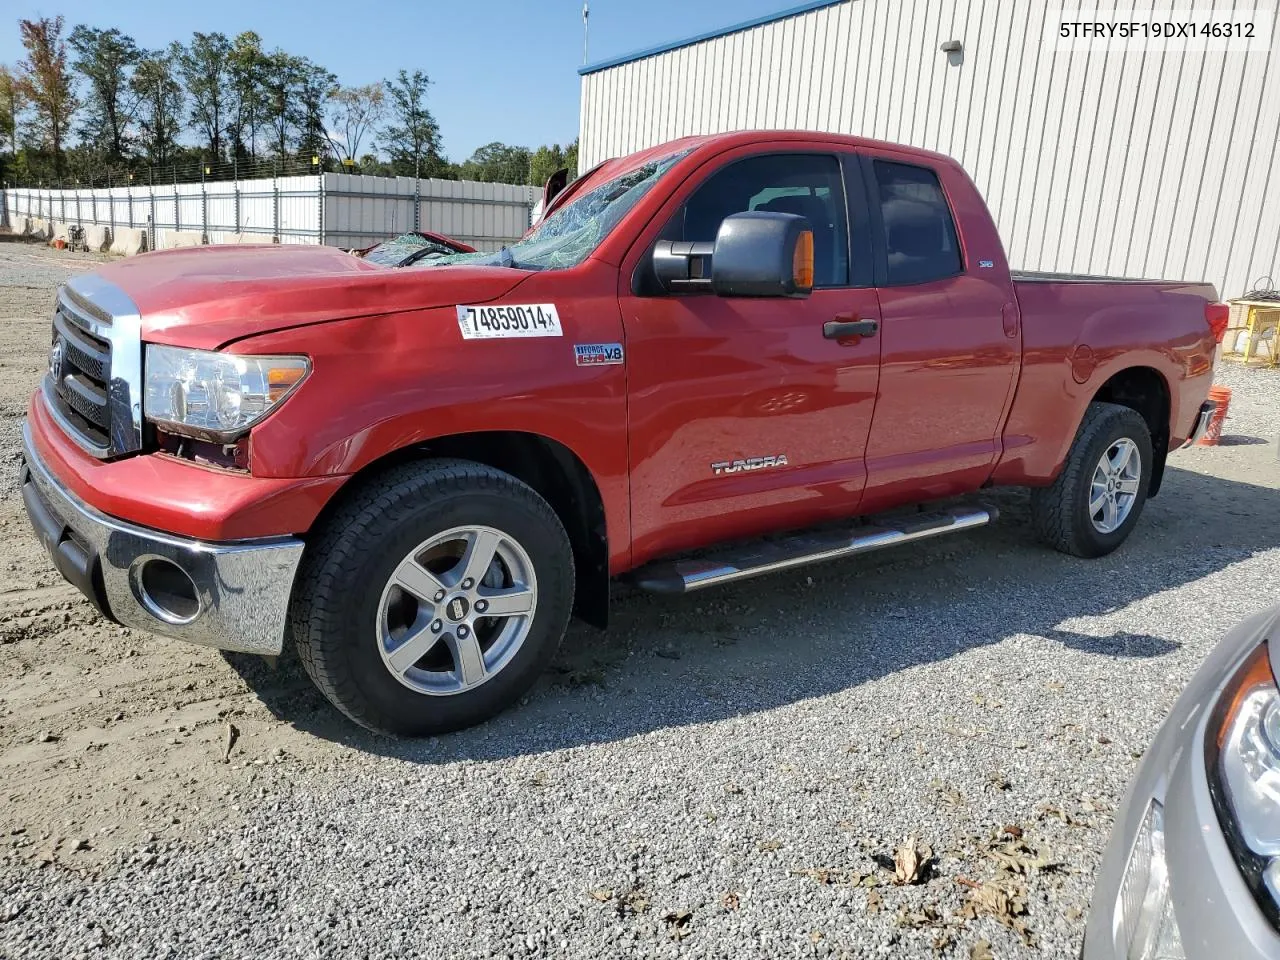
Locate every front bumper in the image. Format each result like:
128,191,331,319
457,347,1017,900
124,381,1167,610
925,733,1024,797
1083,608,1280,958
19,421,303,655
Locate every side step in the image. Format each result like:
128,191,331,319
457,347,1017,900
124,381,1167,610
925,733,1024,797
631,504,997,595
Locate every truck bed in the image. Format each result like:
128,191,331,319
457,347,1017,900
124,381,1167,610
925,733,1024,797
1010,270,1202,285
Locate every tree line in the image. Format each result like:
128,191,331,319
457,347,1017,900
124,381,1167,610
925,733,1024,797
0,17,577,188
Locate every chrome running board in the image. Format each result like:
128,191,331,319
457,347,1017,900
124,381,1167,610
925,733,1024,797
631,504,997,594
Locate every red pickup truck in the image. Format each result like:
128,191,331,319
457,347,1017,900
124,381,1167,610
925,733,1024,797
20,131,1225,735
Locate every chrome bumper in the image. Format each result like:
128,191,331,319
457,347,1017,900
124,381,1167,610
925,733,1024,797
18,422,304,655
1180,399,1217,449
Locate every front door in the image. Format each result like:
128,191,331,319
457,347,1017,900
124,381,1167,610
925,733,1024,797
621,149,882,566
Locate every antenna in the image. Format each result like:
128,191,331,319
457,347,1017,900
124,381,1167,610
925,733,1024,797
583,2,590,64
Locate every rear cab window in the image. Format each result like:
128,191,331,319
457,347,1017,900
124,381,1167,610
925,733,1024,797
871,160,963,286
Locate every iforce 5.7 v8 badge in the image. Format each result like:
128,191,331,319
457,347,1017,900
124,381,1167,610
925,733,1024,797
574,343,624,366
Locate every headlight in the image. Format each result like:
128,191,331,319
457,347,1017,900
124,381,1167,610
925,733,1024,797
144,345,309,441
1114,801,1185,960
1209,642,1280,926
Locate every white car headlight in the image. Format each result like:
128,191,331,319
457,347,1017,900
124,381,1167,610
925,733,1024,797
144,344,309,441
1210,643,1280,925
1218,647,1280,855
1220,665,1280,856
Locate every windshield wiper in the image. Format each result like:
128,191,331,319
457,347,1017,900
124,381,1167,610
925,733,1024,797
399,246,447,268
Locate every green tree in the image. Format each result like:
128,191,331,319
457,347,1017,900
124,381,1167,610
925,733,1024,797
177,32,232,160
15,17,78,178
227,31,266,162
327,83,384,166
528,143,566,189
260,50,303,158
131,49,183,166
381,69,445,177
355,152,394,177
294,60,336,161
458,141,531,184
563,137,579,180
68,26,142,166
0,66,21,158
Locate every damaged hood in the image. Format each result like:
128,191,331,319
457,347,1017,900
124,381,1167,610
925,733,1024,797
90,244,529,350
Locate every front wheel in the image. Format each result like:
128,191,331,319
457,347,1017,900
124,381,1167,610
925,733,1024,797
1031,402,1153,558
290,459,574,736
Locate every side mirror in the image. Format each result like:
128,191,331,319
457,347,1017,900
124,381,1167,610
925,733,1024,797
651,211,814,298
539,168,569,218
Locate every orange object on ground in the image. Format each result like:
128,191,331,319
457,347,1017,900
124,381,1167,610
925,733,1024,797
53,239,66,250
1198,385,1232,446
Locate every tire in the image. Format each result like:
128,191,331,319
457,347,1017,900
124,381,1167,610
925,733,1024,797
290,458,574,736
1030,402,1153,559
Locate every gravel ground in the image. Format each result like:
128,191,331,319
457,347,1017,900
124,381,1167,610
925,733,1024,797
1,235,1279,959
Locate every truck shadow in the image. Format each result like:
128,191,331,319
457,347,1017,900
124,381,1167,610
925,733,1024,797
225,459,1280,760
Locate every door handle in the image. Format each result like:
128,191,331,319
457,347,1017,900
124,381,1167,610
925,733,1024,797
823,318,879,340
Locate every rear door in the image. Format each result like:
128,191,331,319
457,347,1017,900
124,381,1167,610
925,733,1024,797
620,148,882,565
856,150,1020,514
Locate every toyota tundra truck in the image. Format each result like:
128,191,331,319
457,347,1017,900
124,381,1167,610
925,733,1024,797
19,131,1226,735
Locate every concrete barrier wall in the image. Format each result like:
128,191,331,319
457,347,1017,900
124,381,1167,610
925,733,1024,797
159,230,204,249
109,227,145,256
84,225,110,252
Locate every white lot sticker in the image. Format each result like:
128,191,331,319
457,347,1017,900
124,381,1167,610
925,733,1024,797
457,303,563,339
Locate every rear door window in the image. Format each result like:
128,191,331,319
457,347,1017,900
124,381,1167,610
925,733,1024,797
872,160,962,285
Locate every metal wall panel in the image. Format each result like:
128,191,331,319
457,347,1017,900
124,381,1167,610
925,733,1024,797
580,0,1280,296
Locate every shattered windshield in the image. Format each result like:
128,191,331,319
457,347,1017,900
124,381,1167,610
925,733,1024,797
360,234,460,267
417,150,689,272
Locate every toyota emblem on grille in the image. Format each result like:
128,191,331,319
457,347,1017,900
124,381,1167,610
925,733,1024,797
48,338,65,382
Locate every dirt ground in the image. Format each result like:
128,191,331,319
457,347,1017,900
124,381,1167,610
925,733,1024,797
0,238,369,868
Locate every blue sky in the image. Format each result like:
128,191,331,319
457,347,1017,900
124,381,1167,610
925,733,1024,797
1,1,788,160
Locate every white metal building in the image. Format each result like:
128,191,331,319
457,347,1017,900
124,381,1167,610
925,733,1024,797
578,0,1280,297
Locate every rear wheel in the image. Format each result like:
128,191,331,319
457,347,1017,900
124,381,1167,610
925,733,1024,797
290,459,574,736
1031,402,1153,558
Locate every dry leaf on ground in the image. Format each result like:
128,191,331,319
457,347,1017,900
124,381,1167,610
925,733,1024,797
614,886,649,916
962,880,1034,945
662,909,692,940
896,904,945,929
985,836,1059,875
791,866,868,886
893,835,934,885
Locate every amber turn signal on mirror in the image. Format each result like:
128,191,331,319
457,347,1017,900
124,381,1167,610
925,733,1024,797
792,230,815,291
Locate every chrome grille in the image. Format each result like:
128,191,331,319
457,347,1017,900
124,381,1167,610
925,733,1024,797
41,275,144,459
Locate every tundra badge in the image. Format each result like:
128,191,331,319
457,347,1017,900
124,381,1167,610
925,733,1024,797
711,455,789,476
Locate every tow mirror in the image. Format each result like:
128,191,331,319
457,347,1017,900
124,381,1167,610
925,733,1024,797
651,211,814,298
